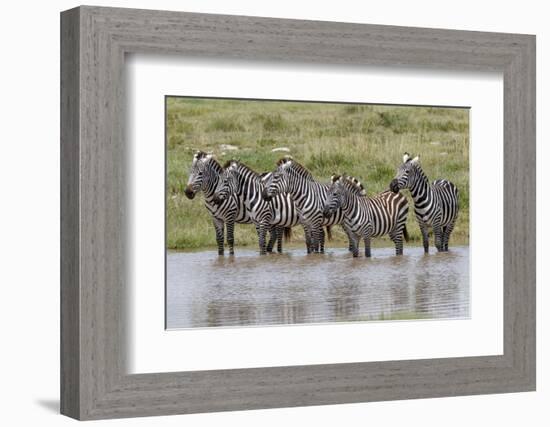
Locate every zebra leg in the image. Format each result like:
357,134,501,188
350,234,360,258
302,224,312,254
276,227,283,253
298,213,312,253
419,223,429,254
226,218,235,255
266,226,277,253
433,222,444,252
311,224,323,253
258,223,268,255
339,224,354,252
319,227,326,254
212,217,225,256
364,236,372,258
345,227,354,252
255,224,263,249
390,230,404,255
310,228,318,253
306,224,319,254
443,220,456,251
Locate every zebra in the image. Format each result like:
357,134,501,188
212,160,300,255
183,151,283,255
389,153,459,253
323,175,409,257
261,156,351,254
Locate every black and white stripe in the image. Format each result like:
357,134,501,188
262,157,352,254
213,160,299,255
390,153,459,253
184,151,281,255
323,175,409,257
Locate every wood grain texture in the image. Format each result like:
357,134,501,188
60,5,536,420
60,7,80,419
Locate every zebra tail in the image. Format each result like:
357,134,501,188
284,227,292,243
403,225,409,242
325,225,332,241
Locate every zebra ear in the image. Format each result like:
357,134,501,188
193,151,204,164
411,156,420,164
403,152,410,163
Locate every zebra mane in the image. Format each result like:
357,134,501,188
330,174,365,195
276,155,293,166
223,159,261,178
193,150,211,163
276,156,314,181
193,151,222,173
341,175,367,196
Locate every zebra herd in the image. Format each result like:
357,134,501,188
184,151,459,257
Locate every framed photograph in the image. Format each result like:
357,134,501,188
165,98,471,330
61,6,535,420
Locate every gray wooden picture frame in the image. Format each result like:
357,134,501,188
60,5,536,421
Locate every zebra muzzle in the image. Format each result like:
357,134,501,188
184,185,196,200
389,179,400,193
261,189,272,201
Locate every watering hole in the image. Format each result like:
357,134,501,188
166,246,469,329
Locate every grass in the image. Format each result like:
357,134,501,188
166,97,470,251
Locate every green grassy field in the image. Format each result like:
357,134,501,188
166,97,469,251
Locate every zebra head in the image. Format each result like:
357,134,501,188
322,175,344,218
259,171,273,186
261,157,292,201
323,175,366,218
390,152,420,193
212,160,239,205
184,151,216,199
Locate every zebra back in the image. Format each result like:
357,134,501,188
269,157,345,227
366,190,409,238
331,176,408,239
222,160,300,228
432,179,459,227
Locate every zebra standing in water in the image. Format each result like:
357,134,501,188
323,175,409,257
184,151,283,255
262,157,351,254
389,153,459,253
213,160,299,255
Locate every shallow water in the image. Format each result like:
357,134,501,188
166,246,469,329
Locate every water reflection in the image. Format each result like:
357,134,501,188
167,246,470,329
